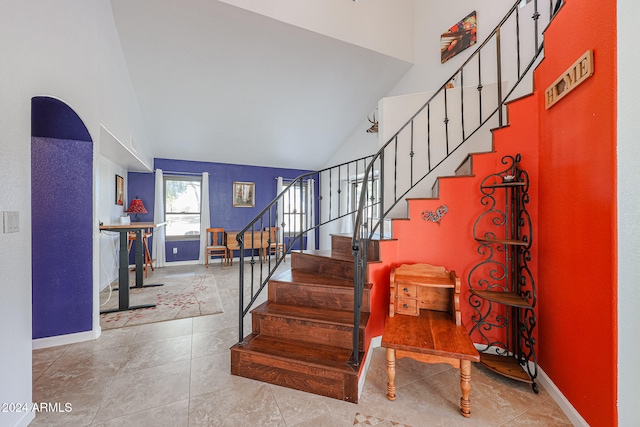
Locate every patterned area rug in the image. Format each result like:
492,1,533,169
100,271,223,329
353,413,412,427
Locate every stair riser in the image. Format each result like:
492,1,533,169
291,253,355,279
268,282,370,312
231,350,358,402
331,235,379,261
252,313,365,350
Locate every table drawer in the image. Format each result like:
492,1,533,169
396,298,418,316
397,283,417,298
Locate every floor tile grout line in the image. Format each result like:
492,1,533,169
87,363,120,426
188,320,195,427
267,383,291,427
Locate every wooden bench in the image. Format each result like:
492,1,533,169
382,263,480,417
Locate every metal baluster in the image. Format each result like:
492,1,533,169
516,5,521,78
427,104,431,170
478,51,483,125
496,28,503,126
444,86,450,155
460,70,465,142
533,0,540,51
410,120,414,187
379,153,385,239
394,136,398,201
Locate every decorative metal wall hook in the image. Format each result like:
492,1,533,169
422,204,448,224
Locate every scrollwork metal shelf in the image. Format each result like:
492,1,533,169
467,154,538,393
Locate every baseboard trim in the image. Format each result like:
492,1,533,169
474,344,587,426
164,260,200,267
32,328,100,350
358,335,383,399
537,366,588,427
8,410,35,427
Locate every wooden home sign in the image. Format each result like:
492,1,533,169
545,50,594,109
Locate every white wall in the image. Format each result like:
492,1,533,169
220,0,414,63
617,1,640,424
97,156,127,292
389,0,526,97
0,2,149,425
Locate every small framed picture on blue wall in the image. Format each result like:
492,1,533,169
115,174,124,205
233,181,255,207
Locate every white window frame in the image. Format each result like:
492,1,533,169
282,180,307,236
351,176,380,220
164,175,202,241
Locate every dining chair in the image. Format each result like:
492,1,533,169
266,226,286,262
206,227,228,267
127,229,155,277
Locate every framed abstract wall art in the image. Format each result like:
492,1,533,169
441,11,477,64
233,181,255,207
115,174,124,205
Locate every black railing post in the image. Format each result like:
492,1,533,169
238,234,245,344
351,240,361,366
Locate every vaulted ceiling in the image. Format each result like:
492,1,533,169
110,0,413,170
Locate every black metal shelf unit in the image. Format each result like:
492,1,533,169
467,154,538,393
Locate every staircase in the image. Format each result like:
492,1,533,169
231,234,379,402
230,0,556,404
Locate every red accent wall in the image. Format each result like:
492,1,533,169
372,1,617,425
535,1,617,425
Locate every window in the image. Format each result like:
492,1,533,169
282,181,306,235
351,177,380,220
164,176,202,239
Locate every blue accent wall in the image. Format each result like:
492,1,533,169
128,158,317,262
31,96,92,142
31,98,93,339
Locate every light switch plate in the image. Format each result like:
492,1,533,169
3,211,19,233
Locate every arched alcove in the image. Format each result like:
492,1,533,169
31,96,93,339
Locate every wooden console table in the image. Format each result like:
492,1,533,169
382,264,480,417
225,230,269,266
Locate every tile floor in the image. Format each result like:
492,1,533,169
31,265,573,426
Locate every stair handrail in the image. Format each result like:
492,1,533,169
350,0,560,365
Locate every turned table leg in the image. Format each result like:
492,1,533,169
386,347,397,400
460,360,472,417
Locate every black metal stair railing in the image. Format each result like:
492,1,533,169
350,0,560,365
234,155,374,344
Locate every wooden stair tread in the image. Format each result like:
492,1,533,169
252,302,369,326
300,249,354,262
271,269,370,289
234,334,357,372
